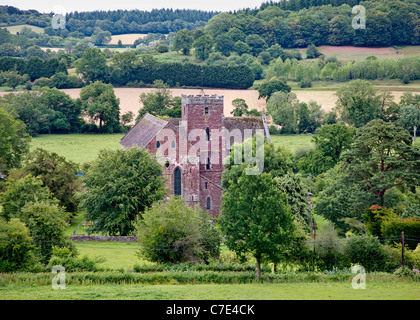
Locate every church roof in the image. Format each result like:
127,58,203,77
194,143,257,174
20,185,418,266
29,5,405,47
120,113,169,149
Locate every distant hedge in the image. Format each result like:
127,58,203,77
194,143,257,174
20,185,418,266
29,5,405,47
110,62,255,89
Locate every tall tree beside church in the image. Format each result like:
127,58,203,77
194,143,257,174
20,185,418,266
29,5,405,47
80,81,121,133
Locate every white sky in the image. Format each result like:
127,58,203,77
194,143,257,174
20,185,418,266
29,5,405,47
2,0,267,13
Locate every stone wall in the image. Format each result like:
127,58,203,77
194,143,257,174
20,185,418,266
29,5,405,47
69,234,137,242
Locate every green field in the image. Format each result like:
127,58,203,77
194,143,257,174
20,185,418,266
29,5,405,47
1,280,418,300
30,134,311,165
30,134,124,164
5,24,44,34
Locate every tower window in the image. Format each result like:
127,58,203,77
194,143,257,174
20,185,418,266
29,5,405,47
204,107,209,115
206,197,211,210
206,157,210,170
205,182,208,189
156,141,160,148
171,140,176,148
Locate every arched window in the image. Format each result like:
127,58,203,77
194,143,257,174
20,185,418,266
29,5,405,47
206,127,210,141
206,197,211,210
156,141,160,148
204,107,209,115
171,140,176,148
174,167,182,195
206,157,210,170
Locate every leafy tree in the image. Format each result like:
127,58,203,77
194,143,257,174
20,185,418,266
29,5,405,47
258,79,291,101
173,29,194,55
230,98,249,117
220,171,295,279
0,174,59,221
80,81,121,133
23,148,81,213
0,218,36,272
215,34,234,57
137,80,181,119
266,91,299,133
245,34,268,56
135,196,221,264
0,108,31,176
76,47,109,82
398,105,420,142
193,35,214,61
335,79,382,127
92,27,112,45
79,147,167,236
341,119,420,206
312,123,356,164
306,44,321,59
20,200,69,263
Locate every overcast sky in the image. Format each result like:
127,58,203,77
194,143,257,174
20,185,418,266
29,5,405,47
3,0,267,13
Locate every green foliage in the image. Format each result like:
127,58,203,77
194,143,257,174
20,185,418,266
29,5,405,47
220,171,296,278
76,47,109,83
80,81,121,133
335,79,382,128
381,217,420,250
344,235,390,272
47,246,105,272
23,148,81,213
0,174,59,221
193,35,214,61
0,218,37,272
0,108,30,175
341,119,420,206
258,79,291,101
135,196,221,264
20,200,69,263
79,147,166,236
137,80,181,119
173,29,194,55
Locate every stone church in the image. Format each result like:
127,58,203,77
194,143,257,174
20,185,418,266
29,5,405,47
120,94,270,216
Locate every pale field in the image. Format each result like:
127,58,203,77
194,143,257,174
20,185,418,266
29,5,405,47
108,34,149,45
5,24,44,34
60,87,411,120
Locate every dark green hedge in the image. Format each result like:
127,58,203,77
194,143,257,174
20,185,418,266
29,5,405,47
111,62,255,89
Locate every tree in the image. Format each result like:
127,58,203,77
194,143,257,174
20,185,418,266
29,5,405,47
341,119,420,206
0,218,36,272
0,108,31,176
23,148,81,213
398,105,420,142
135,196,221,264
306,44,321,59
266,91,299,133
230,98,249,117
215,34,234,56
312,123,356,164
80,81,121,133
335,79,382,128
79,147,167,236
20,200,69,263
193,35,214,61
220,171,295,279
76,47,109,82
173,29,194,55
137,80,181,119
258,79,291,101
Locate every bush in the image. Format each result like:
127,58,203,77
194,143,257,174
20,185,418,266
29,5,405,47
381,217,420,250
135,196,222,264
344,235,389,272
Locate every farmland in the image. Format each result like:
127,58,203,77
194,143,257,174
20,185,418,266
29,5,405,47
108,33,149,45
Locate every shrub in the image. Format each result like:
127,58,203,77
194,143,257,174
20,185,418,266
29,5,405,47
381,217,420,250
344,235,389,272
